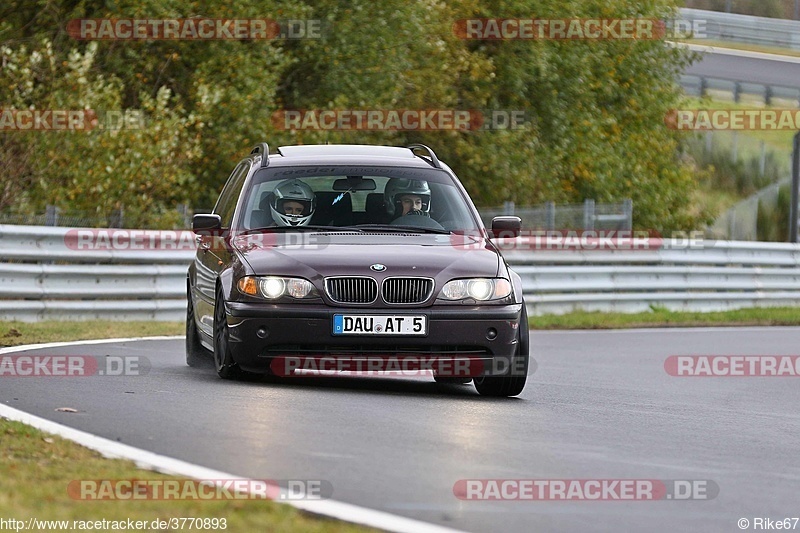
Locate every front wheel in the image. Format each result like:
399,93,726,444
474,306,529,397
186,285,212,367
213,288,250,380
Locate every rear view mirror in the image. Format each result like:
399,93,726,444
333,177,377,191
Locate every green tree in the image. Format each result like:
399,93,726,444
1,0,701,231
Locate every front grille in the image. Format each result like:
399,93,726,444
382,277,434,304
325,277,378,304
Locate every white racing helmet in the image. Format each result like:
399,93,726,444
270,179,316,226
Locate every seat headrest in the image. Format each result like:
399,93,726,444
258,191,273,211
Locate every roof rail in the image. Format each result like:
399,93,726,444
407,144,442,169
250,142,270,168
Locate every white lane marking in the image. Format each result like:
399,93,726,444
0,337,465,533
532,326,800,334
677,42,800,64
0,336,184,354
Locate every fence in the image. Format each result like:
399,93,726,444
2,224,800,321
680,74,800,106
683,0,800,20
0,204,202,229
680,7,800,48
479,200,633,232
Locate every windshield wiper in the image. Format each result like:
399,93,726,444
237,225,356,236
353,224,451,235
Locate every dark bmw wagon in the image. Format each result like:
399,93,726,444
186,143,529,396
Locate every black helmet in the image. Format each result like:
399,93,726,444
384,178,430,218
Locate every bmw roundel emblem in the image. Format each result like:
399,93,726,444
370,264,387,272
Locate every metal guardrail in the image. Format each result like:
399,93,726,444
680,8,800,50
1,225,800,320
680,74,800,104
0,225,194,321
503,238,800,315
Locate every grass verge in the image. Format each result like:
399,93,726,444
684,39,800,59
0,420,377,533
0,321,184,348
0,322,377,533
529,306,800,329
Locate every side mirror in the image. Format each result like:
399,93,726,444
192,214,222,233
490,216,521,239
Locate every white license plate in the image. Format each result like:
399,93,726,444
332,315,427,335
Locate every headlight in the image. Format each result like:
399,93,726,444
438,278,512,301
238,276,317,300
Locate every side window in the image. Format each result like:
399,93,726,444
214,162,250,228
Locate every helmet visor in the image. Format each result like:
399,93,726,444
277,198,312,217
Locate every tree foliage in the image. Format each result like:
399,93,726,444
1,0,699,230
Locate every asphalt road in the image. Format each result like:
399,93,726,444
3,327,800,532
686,47,800,88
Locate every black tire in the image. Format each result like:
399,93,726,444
474,306,529,397
213,288,249,380
186,285,212,367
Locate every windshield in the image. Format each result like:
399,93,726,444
234,166,482,234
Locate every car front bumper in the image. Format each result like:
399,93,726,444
224,302,524,376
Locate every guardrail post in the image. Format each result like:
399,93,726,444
545,201,555,230
45,205,58,227
178,204,191,228
765,85,773,106
109,207,124,228
623,199,633,230
503,201,515,216
733,82,741,103
583,199,595,231
790,131,800,243
700,76,707,98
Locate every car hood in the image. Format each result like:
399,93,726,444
233,232,500,281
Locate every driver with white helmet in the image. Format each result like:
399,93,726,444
270,179,316,226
